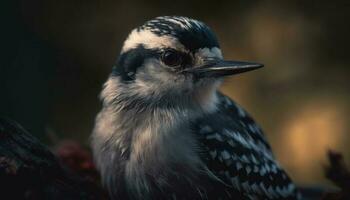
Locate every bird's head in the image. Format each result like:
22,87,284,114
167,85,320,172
104,16,263,111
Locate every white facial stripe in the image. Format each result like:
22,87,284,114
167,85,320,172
195,47,223,59
121,29,186,53
194,47,223,66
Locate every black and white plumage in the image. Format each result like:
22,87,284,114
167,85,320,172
195,93,300,200
92,16,301,200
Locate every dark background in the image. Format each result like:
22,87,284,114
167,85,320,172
1,0,349,187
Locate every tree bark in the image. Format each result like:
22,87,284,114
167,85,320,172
0,117,106,200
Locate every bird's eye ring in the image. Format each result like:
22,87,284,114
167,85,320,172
161,49,183,67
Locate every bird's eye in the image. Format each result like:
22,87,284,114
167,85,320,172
161,50,183,67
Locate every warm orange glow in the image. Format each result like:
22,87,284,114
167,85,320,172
277,100,346,185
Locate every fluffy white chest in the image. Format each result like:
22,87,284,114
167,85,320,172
92,107,203,198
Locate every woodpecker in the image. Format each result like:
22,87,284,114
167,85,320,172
92,16,301,200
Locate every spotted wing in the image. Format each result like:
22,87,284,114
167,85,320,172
194,93,300,200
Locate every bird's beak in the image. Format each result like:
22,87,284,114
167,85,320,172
183,59,264,78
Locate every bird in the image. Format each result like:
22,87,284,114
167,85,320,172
91,16,301,200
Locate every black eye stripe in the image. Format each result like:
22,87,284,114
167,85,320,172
113,44,159,81
113,45,194,82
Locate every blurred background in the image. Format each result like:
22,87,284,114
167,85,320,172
1,0,349,188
